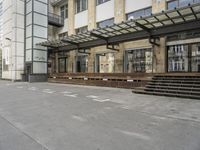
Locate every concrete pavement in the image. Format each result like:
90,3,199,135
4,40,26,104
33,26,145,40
0,80,200,150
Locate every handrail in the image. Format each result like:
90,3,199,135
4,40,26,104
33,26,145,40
48,12,64,26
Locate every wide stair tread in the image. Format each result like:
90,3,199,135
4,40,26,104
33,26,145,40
133,75,200,100
133,88,200,100
146,85,200,91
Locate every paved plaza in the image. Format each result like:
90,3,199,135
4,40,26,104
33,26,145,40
0,80,200,150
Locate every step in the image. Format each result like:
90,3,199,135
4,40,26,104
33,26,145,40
152,77,200,81
145,88,200,96
148,82,200,88
146,85,200,91
133,89,200,100
150,80,200,84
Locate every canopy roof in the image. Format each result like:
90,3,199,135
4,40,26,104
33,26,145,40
38,3,200,51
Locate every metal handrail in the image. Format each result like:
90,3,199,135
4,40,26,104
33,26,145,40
48,12,64,26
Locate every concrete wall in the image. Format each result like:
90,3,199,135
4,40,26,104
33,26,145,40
2,0,25,80
125,0,152,14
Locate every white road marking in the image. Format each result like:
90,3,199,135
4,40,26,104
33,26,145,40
86,95,99,99
42,89,55,94
92,99,110,102
116,129,150,141
64,94,78,98
72,115,86,122
60,91,72,94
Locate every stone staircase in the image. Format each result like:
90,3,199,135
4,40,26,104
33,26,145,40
133,74,200,99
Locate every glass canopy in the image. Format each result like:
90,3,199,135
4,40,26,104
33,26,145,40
38,3,200,49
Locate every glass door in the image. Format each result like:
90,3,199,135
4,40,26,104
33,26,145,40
96,53,115,73
168,45,189,72
126,48,152,73
76,55,88,73
191,44,200,72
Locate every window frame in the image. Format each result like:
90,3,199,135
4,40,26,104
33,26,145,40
96,0,110,6
126,7,152,21
97,18,114,28
167,0,200,10
60,4,68,19
76,0,88,14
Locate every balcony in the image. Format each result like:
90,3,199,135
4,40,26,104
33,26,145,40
51,0,66,6
48,12,64,27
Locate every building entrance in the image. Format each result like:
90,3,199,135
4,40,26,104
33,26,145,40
125,48,152,73
167,43,200,72
96,53,115,73
76,55,88,73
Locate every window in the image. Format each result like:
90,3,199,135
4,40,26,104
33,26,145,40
167,0,200,10
76,26,88,34
96,53,115,73
59,32,68,39
127,7,152,20
76,55,88,73
3,59,8,71
76,0,88,13
97,18,114,28
168,45,189,72
97,0,110,5
59,58,68,73
60,4,68,19
126,49,152,73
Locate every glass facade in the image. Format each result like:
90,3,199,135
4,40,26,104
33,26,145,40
126,49,152,73
191,44,200,72
127,7,152,20
168,45,189,72
168,44,200,72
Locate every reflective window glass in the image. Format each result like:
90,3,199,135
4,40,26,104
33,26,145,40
97,18,114,28
127,7,152,20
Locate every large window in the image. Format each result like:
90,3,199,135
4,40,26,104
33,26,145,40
60,4,68,19
97,18,114,28
168,45,189,72
127,7,152,20
76,55,88,73
96,53,115,73
168,44,200,72
97,0,110,5
58,58,68,73
126,49,152,73
167,0,200,10
76,0,88,13
191,44,200,72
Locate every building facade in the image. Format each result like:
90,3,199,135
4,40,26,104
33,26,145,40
0,0,200,82
48,0,200,76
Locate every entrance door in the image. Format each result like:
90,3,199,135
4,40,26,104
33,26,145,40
76,55,88,73
96,53,115,73
168,45,189,72
168,44,200,73
26,65,31,82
